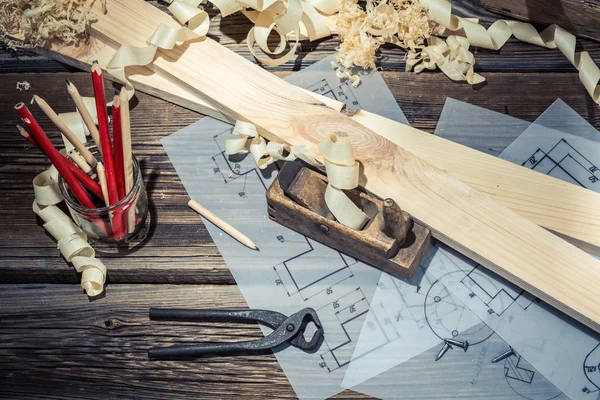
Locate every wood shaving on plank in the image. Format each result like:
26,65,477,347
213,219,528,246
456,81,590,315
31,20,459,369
226,121,367,229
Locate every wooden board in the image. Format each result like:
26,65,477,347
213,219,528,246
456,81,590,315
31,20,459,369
77,0,600,332
481,0,600,43
21,24,600,254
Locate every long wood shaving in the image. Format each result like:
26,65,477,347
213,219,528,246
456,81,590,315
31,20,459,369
0,0,100,49
32,167,108,297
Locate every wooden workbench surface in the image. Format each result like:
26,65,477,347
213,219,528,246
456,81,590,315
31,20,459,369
0,1,598,398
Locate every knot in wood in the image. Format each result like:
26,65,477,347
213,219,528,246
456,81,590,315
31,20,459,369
102,318,122,330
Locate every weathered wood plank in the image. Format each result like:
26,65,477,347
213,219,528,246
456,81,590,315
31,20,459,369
3,0,600,75
481,0,600,43
0,284,296,399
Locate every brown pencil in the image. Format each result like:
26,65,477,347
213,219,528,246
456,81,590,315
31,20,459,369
66,79,102,152
32,95,98,167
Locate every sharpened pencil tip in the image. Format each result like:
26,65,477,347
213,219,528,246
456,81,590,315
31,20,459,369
65,79,72,86
92,60,99,64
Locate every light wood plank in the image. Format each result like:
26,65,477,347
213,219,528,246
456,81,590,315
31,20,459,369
20,13,600,253
79,0,600,332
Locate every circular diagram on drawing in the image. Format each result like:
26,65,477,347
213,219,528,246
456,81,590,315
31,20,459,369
584,343,600,391
424,271,493,345
503,351,563,400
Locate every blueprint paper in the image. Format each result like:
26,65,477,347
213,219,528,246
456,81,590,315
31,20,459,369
345,100,600,399
345,244,567,400
500,125,600,190
533,99,600,143
435,98,532,156
162,55,408,399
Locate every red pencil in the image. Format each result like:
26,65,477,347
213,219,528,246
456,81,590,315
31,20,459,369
91,61,124,239
15,103,96,209
62,153,104,199
112,92,126,199
91,61,119,205
18,120,102,198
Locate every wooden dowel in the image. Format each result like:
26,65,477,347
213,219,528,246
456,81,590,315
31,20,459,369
96,162,110,207
32,95,98,167
17,124,38,148
119,89,135,233
112,93,126,199
68,149,96,179
15,103,96,209
66,79,101,152
188,199,258,250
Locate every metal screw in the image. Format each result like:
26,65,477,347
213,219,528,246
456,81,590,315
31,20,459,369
435,342,452,361
445,338,469,352
319,224,329,233
491,347,514,363
286,324,295,332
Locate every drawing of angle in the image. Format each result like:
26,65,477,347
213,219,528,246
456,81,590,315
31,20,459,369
162,55,408,399
342,99,600,400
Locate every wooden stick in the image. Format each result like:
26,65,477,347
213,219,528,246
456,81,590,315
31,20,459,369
66,79,101,152
96,162,110,207
188,200,258,250
15,103,96,209
32,95,98,167
119,89,135,233
84,0,600,333
68,149,96,179
17,124,38,148
111,92,126,199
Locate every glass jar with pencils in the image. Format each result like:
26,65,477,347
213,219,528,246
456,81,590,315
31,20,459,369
58,146,148,244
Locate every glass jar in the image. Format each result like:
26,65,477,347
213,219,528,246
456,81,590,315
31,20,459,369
59,147,148,244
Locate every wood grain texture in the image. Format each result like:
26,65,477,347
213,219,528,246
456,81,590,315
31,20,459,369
481,0,600,43
79,0,600,333
0,284,295,399
17,0,600,251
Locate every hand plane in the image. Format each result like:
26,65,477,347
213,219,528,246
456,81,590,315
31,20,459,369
266,161,431,279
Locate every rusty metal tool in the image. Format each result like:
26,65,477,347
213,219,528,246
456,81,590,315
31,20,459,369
148,307,324,360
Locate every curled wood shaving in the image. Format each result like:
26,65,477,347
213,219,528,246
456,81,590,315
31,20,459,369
334,0,438,85
0,0,100,49
16,81,31,91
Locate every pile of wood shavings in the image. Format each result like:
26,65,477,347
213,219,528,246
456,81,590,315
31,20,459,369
0,0,100,49
334,0,439,85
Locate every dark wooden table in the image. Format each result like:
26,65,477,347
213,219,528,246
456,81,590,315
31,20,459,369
1,1,599,398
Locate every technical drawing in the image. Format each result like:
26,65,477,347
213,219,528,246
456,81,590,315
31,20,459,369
504,354,563,400
209,122,372,375
305,78,360,109
521,138,600,188
425,270,494,344
583,344,600,392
